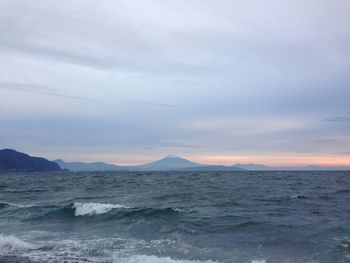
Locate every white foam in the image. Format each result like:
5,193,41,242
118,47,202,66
1,202,34,208
0,234,34,254
251,260,266,263
113,255,218,263
172,208,191,213
73,202,129,216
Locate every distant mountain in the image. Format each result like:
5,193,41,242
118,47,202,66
132,155,205,171
0,149,62,172
54,159,126,171
56,155,246,171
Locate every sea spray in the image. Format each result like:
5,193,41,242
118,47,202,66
0,234,34,254
113,255,219,263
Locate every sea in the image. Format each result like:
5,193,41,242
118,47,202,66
0,171,349,263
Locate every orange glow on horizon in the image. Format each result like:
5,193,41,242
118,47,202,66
189,154,350,167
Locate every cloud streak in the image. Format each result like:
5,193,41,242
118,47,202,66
0,81,182,109
0,81,98,102
324,117,350,123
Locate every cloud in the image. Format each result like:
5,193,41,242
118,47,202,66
324,117,350,123
1,0,350,164
336,151,350,155
0,81,182,109
0,81,98,102
0,1,210,76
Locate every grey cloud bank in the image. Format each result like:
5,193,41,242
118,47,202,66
0,0,349,165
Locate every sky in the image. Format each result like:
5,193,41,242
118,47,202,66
0,0,350,166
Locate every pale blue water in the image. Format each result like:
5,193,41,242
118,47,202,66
0,171,350,263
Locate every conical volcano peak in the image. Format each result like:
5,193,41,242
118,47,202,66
164,154,180,159
134,154,203,171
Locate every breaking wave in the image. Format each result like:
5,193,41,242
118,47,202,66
113,255,218,263
113,255,266,263
0,202,34,209
73,202,129,216
0,234,34,254
0,201,187,222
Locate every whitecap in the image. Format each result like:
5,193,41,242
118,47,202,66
0,202,34,208
113,255,218,263
172,208,191,213
0,234,34,254
73,202,129,216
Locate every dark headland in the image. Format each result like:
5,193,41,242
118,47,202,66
0,149,61,172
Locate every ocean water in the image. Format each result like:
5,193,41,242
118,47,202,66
0,171,349,263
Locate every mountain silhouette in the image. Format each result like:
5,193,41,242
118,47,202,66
133,155,204,171
0,149,62,172
54,159,126,171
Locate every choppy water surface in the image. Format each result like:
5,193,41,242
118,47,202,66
0,171,350,263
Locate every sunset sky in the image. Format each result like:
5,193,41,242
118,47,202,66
1,0,350,166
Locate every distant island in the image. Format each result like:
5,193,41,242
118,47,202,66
1,149,349,172
0,149,62,172
54,155,243,172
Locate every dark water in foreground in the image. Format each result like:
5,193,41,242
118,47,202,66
0,171,350,263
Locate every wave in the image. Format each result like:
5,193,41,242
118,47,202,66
171,207,192,213
113,255,218,263
335,189,350,194
0,202,34,209
258,195,308,203
0,234,34,254
71,202,185,217
113,255,266,263
1,201,186,222
0,234,269,263
73,202,129,216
